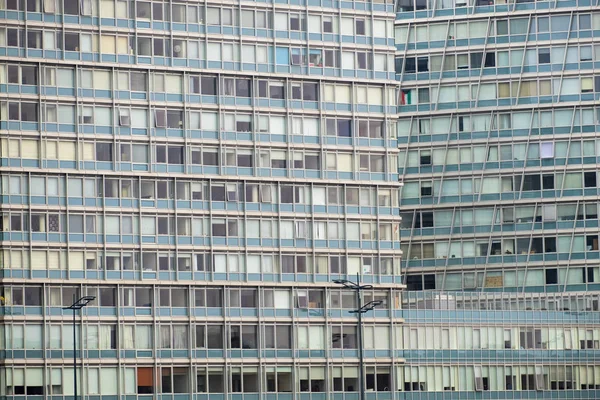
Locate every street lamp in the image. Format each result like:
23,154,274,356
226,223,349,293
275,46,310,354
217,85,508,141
333,274,382,400
63,296,95,400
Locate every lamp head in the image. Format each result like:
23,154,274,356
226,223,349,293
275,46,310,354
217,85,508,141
63,296,96,310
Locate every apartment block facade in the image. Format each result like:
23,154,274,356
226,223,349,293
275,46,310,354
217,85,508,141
396,0,600,396
0,0,404,397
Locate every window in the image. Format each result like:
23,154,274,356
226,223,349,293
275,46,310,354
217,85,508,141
156,145,184,164
584,172,596,187
545,268,558,284
96,143,113,162
264,325,291,349
538,48,550,64
355,19,365,35
229,325,258,349
420,182,432,197
290,13,305,31
229,288,257,308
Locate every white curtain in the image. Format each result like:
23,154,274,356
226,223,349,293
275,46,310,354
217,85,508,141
98,325,112,349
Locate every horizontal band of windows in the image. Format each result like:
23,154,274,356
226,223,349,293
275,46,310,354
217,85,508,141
0,38,396,77
0,64,397,105
401,171,600,199
1,364,401,395
6,322,599,351
400,160,600,176
0,108,397,137
404,265,600,292
0,142,397,175
398,77,600,107
396,45,600,76
403,288,600,311
2,174,400,203
1,364,599,394
2,0,394,25
394,7,600,33
401,235,598,257
1,212,400,241
3,283,395,309
400,139,600,168
2,248,401,275
401,202,598,229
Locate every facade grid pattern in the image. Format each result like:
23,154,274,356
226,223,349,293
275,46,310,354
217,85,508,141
396,0,600,397
0,0,404,398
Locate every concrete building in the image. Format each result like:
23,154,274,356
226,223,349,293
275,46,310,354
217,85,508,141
0,0,404,397
396,0,600,395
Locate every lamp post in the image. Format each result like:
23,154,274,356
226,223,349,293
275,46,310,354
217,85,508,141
63,296,96,400
333,274,382,400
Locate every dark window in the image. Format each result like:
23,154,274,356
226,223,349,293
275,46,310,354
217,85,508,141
21,66,37,85
584,172,596,187
420,151,431,165
395,58,403,74
423,274,436,289
302,82,318,101
156,145,167,163
470,52,484,68
538,48,550,64
64,33,79,51
584,267,595,283
206,325,223,348
545,268,558,284
237,153,252,167
258,81,268,98
406,275,423,291
155,110,167,128
63,0,79,15
203,151,218,166
542,174,554,189
404,57,416,73
236,79,251,97
355,19,365,35
168,146,184,164
7,28,21,47
24,286,42,306
8,102,20,120
269,84,284,99
166,110,183,128
522,175,541,191
337,119,351,137
236,120,251,132
417,57,429,72
21,102,38,122
211,186,225,201
544,237,556,253
7,65,19,83
357,52,367,69
420,183,432,196
190,76,200,93
484,52,496,67
324,50,336,67
6,0,19,9
96,143,113,162
421,212,434,227
153,38,165,56
290,15,301,31
201,76,217,95
27,31,41,49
